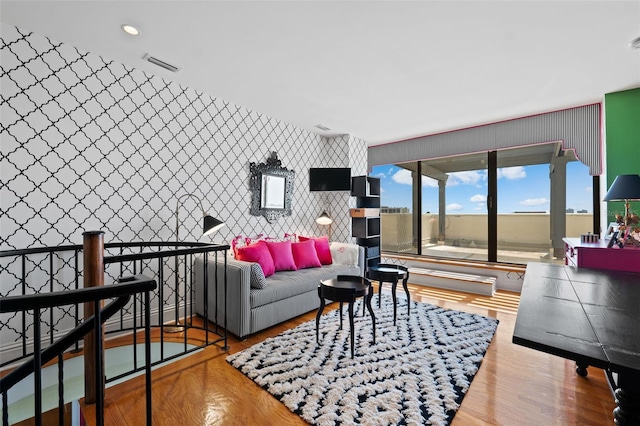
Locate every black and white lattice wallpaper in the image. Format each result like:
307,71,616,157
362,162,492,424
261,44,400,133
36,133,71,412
1,24,368,252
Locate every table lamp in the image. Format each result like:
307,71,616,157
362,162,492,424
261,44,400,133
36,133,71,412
603,174,640,244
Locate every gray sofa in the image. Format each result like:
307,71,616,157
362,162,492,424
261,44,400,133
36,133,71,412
193,247,364,339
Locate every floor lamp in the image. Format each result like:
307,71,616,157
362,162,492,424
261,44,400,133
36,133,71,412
165,194,225,333
316,211,333,241
175,194,225,242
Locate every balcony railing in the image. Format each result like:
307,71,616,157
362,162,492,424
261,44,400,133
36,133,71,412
381,213,593,263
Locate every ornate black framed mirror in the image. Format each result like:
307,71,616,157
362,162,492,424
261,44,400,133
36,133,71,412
249,152,295,223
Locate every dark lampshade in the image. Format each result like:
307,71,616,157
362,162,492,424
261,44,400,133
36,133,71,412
176,193,225,241
203,214,225,236
603,174,640,201
316,211,333,225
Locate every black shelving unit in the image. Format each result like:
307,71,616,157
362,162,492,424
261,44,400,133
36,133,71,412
351,175,381,270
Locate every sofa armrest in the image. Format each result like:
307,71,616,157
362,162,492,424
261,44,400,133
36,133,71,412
193,254,254,339
358,246,365,276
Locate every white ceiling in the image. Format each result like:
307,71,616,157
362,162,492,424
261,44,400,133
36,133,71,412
2,1,639,146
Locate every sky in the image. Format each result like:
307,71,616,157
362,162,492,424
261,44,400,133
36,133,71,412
372,161,593,214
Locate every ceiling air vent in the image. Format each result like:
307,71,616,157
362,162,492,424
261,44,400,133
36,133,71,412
143,54,181,72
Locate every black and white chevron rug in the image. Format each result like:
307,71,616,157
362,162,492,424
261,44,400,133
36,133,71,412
227,295,499,426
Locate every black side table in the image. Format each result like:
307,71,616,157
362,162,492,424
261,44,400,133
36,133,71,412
316,275,376,358
367,264,410,325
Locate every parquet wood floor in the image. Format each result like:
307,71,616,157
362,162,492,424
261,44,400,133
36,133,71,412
78,284,615,425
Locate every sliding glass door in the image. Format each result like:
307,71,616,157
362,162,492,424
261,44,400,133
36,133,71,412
495,145,553,263
420,153,488,261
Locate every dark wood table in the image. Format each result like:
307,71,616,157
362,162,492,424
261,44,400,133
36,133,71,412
316,275,376,358
367,264,410,325
513,262,640,425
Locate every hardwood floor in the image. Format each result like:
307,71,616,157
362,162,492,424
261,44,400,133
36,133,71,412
80,284,616,425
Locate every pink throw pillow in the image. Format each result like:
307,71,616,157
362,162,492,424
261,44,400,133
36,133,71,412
235,241,275,277
299,235,333,265
265,240,297,272
292,240,322,269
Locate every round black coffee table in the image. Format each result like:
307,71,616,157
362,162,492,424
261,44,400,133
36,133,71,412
315,275,376,358
367,264,410,325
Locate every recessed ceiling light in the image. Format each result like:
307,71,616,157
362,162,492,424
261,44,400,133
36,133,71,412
121,24,140,36
631,36,640,49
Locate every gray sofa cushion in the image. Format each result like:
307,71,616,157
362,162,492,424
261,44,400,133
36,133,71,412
250,263,361,308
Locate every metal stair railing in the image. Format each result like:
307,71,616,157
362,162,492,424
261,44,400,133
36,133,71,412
0,274,157,426
0,241,229,371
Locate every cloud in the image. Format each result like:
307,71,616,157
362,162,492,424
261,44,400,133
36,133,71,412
391,169,412,185
470,194,486,202
498,166,526,180
394,169,488,189
448,170,485,186
520,198,548,206
585,186,592,192
391,169,439,188
446,203,464,211
422,176,439,188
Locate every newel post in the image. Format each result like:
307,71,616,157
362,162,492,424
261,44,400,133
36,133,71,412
83,230,105,404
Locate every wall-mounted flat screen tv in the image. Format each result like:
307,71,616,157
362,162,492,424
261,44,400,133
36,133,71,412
309,168,351,191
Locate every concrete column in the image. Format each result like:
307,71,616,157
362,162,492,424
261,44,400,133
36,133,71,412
412,170,420,251
550,157,569,258
438,180,446,242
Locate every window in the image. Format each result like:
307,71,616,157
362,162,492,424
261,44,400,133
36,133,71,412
375,144,597,265
373,164,417,254
565,160,593,237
